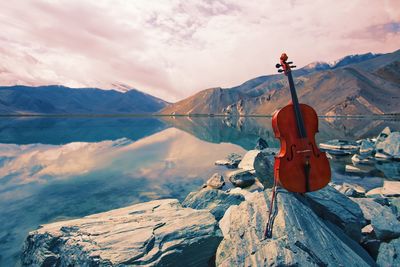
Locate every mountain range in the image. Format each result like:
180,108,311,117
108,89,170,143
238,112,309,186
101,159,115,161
160,50,400,116
0,85,168,114
1,50,399,116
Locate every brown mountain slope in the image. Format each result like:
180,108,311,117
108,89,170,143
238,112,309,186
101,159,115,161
160,49,400,116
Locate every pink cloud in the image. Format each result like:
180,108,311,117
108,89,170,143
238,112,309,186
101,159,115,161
0,0,399,102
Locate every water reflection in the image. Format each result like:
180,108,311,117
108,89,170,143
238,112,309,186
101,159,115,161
0,117,167,145
0,125,244,265
162,116,400,149
0,116,399,265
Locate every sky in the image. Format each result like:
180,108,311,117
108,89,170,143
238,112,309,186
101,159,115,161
0,0,399,102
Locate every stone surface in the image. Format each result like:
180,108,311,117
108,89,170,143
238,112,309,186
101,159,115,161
359,139,375,156
389,198,400,219
337,182,366,197
376,162,400,180
238,149,273,188
21,199,222,267
366,187,384,198
227,169,256,188
366,181,400,197
352,198,400,241
346,164,374,174
182,188,244,221
376,132,400,159
351,154,375,165
216,189,375,267
376,238,400,267
381,181,400,196
375,126,391,144
215,153,242,168
206,173,225,189
306,186,366,241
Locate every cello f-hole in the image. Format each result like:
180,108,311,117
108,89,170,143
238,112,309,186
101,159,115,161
287,144,296,161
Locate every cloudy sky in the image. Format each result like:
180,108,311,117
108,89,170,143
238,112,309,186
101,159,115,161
0,0,399,102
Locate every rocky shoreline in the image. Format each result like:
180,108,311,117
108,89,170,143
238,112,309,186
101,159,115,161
21,132,400,266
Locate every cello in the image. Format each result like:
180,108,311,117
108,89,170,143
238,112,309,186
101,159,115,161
272,53,331,193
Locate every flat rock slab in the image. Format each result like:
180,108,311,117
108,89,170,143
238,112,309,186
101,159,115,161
182,188,244,221
306,185,366,241
352,198,400,241
22,199,222,267
216,189,375,267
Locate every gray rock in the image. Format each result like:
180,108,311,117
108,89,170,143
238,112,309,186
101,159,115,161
337,182,366,197
359,139,375,156
21,199,222,267
381,181,400,197
345,164,374,174
238,149,273,188
254,137,268,150
376,162,400,180
206,173,225,189
376,238,400,267
351,154,375,165
352,198,400,241
306,186,366,241
215,153,242,168
376,132,400,159
182,188,244,221
375,126,391,144
366,181,400,197
389,198,400,219
216,189,375,267
227,169,256,188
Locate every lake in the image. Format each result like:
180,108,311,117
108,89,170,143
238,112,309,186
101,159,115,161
0,116,399,265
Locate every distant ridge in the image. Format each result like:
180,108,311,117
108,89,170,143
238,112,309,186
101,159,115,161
0,85,168,115
160,50,400,116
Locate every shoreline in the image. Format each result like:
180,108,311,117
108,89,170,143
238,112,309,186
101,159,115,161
0,113,399,118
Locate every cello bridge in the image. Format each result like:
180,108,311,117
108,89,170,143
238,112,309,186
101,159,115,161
296,149,311,154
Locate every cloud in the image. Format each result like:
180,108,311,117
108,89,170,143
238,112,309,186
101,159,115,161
0,0,399,101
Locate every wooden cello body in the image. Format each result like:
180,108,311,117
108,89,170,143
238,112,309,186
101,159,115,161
272,53,331,193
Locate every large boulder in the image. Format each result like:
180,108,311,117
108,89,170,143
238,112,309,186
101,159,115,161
205,173,225,189
228,169,256,188
238,150,273,187
352,198,400,241
375,132,400,159
21,199,222,267
216,189,375,266
305,186,366,241
376,237,400,267
182,188,245,221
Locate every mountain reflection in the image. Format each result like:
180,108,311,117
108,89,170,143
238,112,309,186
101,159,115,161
162,116,400,150
0,117,167,145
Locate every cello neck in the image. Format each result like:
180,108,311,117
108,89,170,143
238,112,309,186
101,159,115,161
287,71,307,138
277,53,307,138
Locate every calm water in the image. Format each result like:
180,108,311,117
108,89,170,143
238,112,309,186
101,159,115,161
0,116,399,265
